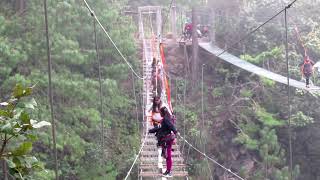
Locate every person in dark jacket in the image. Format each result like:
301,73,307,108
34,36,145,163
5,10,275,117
300,55,315,88
149,106,177,177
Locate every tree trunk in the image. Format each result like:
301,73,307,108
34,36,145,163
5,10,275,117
2,160,8,180
15,0,26,14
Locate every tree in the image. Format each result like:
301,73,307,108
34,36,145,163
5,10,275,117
0,84,51,179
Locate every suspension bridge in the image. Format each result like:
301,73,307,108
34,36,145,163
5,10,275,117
137,6,188,179
78,0,315,179
199,42,320,91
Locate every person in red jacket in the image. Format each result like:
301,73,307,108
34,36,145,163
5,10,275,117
300,55,315,88
184,22,192,40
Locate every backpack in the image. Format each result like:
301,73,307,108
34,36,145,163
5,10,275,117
170,114,176,125
303,61,313,74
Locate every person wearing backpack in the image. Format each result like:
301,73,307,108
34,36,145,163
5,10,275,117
149,106,178,178
300,55,315,88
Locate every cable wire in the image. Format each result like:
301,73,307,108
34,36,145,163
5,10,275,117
43,0,58,179
93,17,105,164
124,132,148,180
284,7,294,180
178,134,245,180
215,0,298,58
82,0,145,80
131,71,140,134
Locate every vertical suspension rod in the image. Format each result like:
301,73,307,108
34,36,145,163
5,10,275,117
44,0,58,179
285,7,293,180
93,17,105,163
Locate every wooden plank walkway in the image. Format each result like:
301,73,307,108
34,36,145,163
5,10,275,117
199,42,320,92
138,6,188,179
139,38,188,180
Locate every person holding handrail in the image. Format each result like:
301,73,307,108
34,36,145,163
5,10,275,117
149,106,177,177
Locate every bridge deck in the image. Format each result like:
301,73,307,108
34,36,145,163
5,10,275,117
199,42,320,92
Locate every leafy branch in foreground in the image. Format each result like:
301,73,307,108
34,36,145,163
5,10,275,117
0,84,51,179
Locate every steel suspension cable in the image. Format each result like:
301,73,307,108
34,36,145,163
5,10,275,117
44,0,58,179
131,71,140,133
178,134,245,180
82,0,145,80
124,7,157,179
215,0,298,58
201,64,214,179
124,131,148,180
181,43,188,153
93,17,105,164
211,1,297,179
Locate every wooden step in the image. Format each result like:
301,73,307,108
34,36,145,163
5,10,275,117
141,151,181,156
140,164,187,168
143,145,180,149
142,148,181,152
140,157,185,163
139,171,188,177
141,153,182,158
140,167,187,172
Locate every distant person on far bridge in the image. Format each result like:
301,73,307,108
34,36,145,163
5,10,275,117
300,55,315,88
149,106,178,178
184,20,192,40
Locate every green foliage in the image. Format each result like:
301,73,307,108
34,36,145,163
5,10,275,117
0,84,51,178
174,106,199,137
31,169,55,180
291,111,314,127
256,107,284,127
211,87,223,97
234,133,259,150
78,162,118,179
0,0,141,179
192,0,320,179
240,88,253,98
233,106,293,178
241,47,282,65
260,77,275,87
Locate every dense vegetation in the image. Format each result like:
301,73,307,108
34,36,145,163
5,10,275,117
0,0,141,179
168,0,320,180
0,0,320,179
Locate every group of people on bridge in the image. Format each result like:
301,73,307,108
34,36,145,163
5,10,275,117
148,97,178,178
147,57,178,178
183,18,209,41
